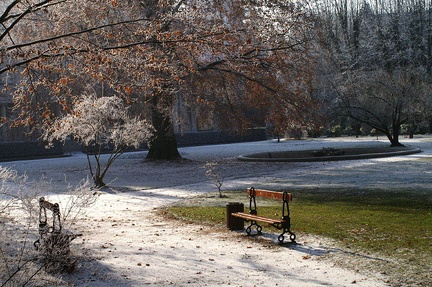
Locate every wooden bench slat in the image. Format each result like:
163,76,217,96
247,188,292,201
232,212,285,224
38,198,82,239
40,198,59,211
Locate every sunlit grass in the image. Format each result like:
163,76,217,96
292,190,431,264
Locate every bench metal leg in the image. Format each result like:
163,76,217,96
278,228,296,244
245,221,263,235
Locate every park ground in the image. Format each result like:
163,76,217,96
2,135,432,286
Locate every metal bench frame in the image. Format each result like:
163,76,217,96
232,187,296,243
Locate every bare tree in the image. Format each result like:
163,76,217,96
204,161,225,198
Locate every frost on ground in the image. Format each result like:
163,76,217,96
1,136,431,286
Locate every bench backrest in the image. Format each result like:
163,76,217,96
247,187,292,201
39,197,62,234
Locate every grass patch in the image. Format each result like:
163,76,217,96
293,190,431,265
166,188,432,270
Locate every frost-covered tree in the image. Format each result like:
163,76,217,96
335,69,426,145
314,0,432,145
43,94,153,187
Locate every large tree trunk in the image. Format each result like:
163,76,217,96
389,132,404,147
146,97,181,160
384,123,404,147
387,134,404,147
146,126,181,160
389,111,404,147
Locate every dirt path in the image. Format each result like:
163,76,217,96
64,191,389,287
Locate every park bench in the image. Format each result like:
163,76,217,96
231,187,296,243
34,197,82,271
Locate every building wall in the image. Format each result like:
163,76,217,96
172,96,266,146
176,128,266,147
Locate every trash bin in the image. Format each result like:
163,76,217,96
226,202,244,230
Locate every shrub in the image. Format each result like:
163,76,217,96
43,94,153,187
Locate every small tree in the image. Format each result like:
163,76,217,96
43,94,153,188
204,161,225,198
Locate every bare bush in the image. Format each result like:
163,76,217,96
0,166,45,286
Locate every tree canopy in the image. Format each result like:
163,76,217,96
2,0,320,159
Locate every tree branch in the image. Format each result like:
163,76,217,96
198,65,278,95
0,0,20,23
2,18,149,52
0,0,60,42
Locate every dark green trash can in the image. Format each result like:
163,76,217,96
226,202,244,230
